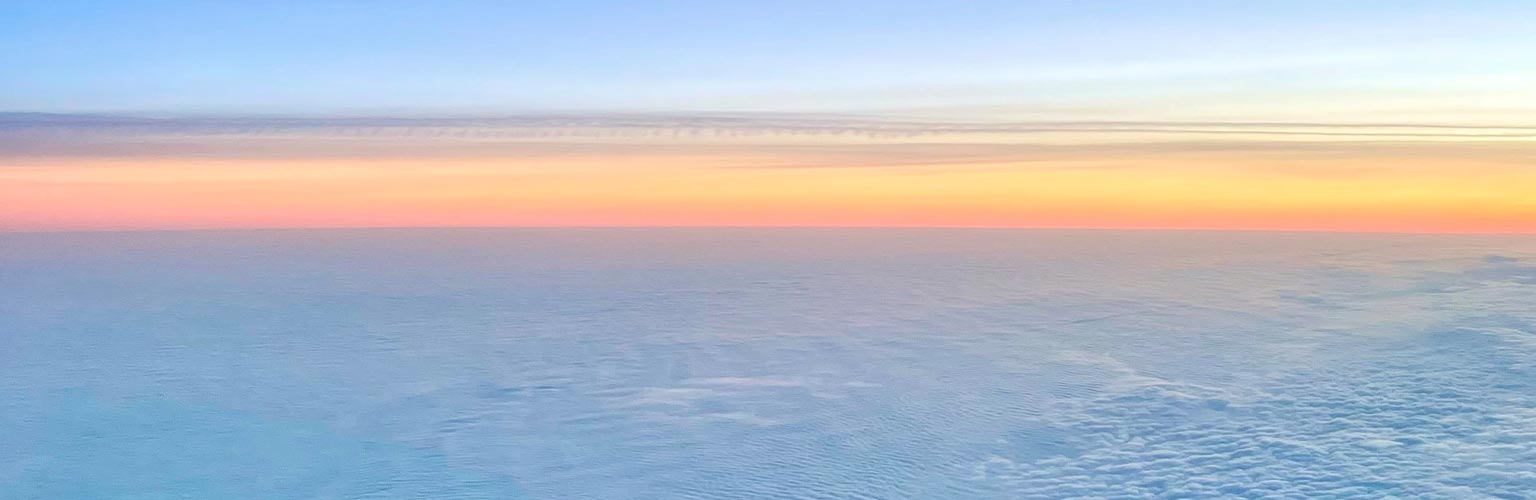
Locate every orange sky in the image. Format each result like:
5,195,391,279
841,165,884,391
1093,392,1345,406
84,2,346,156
4,146,1533,233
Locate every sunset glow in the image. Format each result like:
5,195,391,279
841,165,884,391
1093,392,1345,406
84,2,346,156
5,138,1534,232
4,1,1535,233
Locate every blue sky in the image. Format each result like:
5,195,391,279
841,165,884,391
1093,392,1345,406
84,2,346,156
5,0,1535,117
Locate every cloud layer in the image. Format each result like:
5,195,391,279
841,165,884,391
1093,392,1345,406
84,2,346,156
6,112,1535,173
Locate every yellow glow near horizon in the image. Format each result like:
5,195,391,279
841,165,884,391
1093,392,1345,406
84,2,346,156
4,151,1533,233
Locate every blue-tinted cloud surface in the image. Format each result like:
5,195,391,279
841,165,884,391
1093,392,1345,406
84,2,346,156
1,229,1533,498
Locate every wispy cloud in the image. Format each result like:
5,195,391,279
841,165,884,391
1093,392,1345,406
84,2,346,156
8,111,1536,138
4,112,1534,168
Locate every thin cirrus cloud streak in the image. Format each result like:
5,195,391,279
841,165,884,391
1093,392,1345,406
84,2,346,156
5,111,1536,163
1,112,1534,233
8,112,1536,142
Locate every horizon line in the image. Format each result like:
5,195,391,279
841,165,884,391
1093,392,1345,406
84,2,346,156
4,223,1534,237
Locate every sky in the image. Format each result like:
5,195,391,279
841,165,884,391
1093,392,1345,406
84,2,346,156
3,0,1535,232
